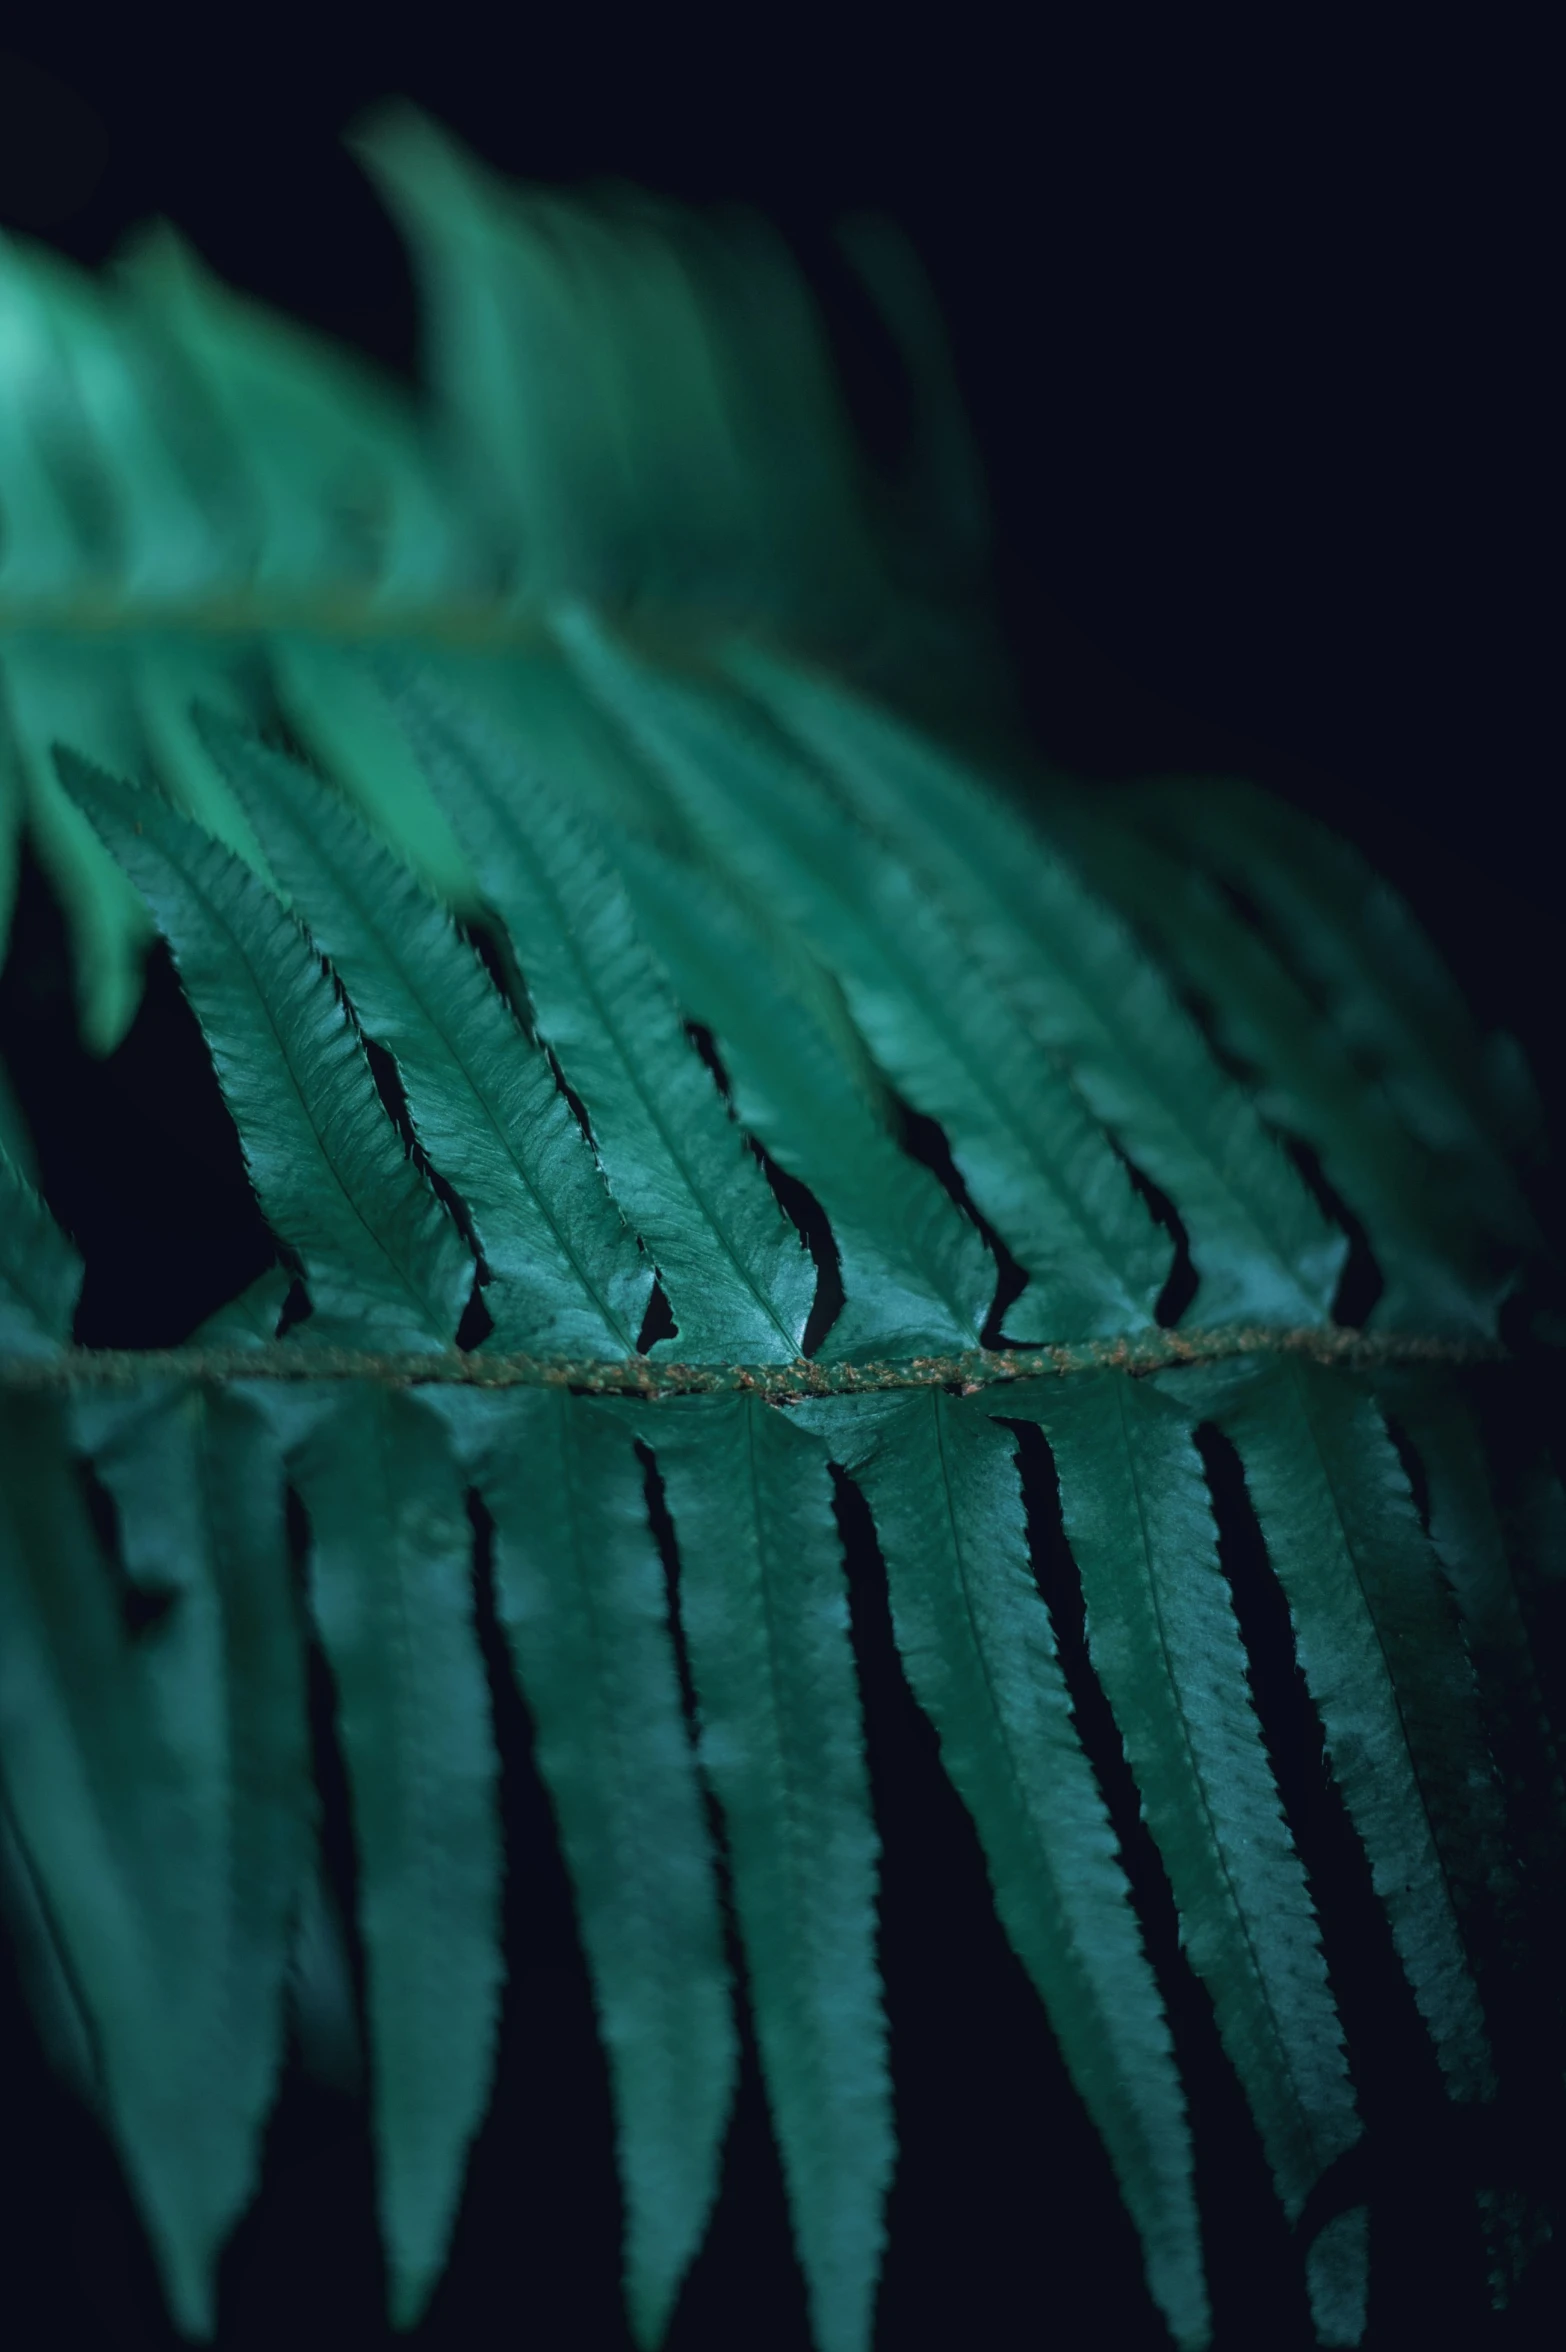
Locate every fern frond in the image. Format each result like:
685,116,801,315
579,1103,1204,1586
0,1141,82,1353
610,830,994,1357
387,670,816,1360
554,610,1171,1340
56,751,476,1349
1168,1354,1502,2102
0,1382,308,2336
1375,1369,1566,1985
803,1386,1209,2350
196,709,650,1355
1,102,1556,2352
723,643,1347,1328
433,1386,737,2347
352,110,886,640
1042,787,1523,1334
646,1395,893,2352
276,1381,503,2329
1129,779,1542,1237
1004,1371,1366,2343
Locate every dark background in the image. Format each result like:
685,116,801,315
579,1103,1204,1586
0,16,1556,2349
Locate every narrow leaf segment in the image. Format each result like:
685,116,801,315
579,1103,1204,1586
613,832,994,1358
390,673,814,1361
285,1382,505,2331
58,752,475,1351
1005,1372,1365,2345
647,1394,894,2352
0,1144,83,1356
555,610,1169,1341
0,1383,310,2338
1171,1355,1501,2103
198,711,651,1356
725,644,1346,1329
434,1385,737,2349
812,1386,1209,2350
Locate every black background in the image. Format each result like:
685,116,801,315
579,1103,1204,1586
0,15,1557,2349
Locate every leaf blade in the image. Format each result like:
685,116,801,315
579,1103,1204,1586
612,832,992,1356
287,1383,504,2330
1170,1355,1501,2103
0,1143,82,1355
648,1394,894,2352
0,1382,309,2338
725,646,1346,1328
556,610,1169,1341
824,1387,1208,2350
199,710,651,1356
57,750,474,1350
1006,1371,1365,2343
389,671,814,1360
434,1387,737,2348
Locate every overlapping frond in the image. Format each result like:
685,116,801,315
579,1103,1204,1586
1,101,1557,2352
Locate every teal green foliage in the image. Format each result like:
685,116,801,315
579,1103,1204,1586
1039,785,1519,1335
57,753,475,1351
195,710,650,1357
0,1141,83,1354
432,1386,737,2348
806,1387,1209,2349
386,673,815,1361
722,643,1348,1329
553,608,1171,1341
1003,1372,1364,2343
1166,1357,1502,2104
645,1396,893,2352
1376,1371,1566,1926
0,104,1558,2352
608,831,994,1358
0,1383,310,2337
281,1383,505,2329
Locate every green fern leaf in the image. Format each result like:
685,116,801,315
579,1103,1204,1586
1169,1355,1501,2102
387,670,815,1360
804,1386,1209,2350
1005,1371,1366,2343
647,1394,894,2352
0,1776,98,2108
353,109,885,637
110,214,464,601
0,640,153,1053
555,610,1170,1341
129,642,276,877
1044,791,1512,1335
56,751,476,1349
611,831,993,1356
1131,779,1541,1243
0,1382,309,2337
1375,1370,1566,1965
0,1141,83,1354
187,1264,294,1346
724,643,1346,1328
195,709,651,1356
1,104,1558,2352
267,637,478,906
433,1386,737,2348
282,1381,504,2330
